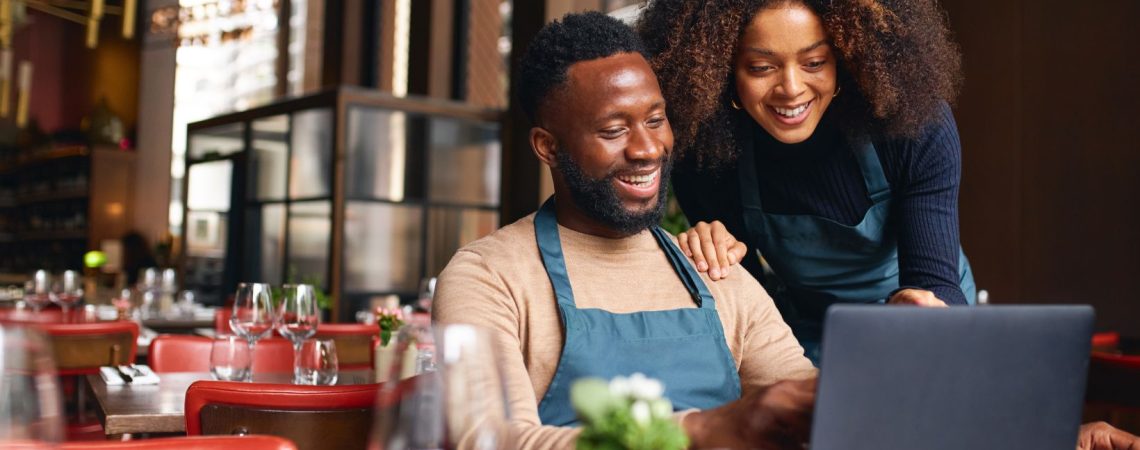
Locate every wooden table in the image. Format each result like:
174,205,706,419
85,369,375,436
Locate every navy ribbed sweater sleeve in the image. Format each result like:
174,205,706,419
879,102,967,304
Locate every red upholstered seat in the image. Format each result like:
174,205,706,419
184,381,380,450
149,335,295,373
59,435,297,450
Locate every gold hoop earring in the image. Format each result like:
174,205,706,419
730,99,743,110
833,86,841,98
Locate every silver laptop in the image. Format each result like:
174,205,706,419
811,305,1093,450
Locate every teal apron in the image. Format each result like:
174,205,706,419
534,197,742,426
737,137,976,365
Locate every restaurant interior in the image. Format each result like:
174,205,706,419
0,0,1137,448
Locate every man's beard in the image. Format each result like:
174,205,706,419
556,149,672,236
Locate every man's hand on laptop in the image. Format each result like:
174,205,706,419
887,288,948,307
1078,421,1140,450
683,377,816,449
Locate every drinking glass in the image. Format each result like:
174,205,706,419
209,336,252,382
230,282,276,365
51,270,83,314
277,284,320,383
22,271,52,313
369,323,510,450
137,267,159,292
0,324,64,446
296,339,338,385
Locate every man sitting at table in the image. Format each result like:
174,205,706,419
433,12,817,449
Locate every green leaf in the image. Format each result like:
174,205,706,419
571,378,618,425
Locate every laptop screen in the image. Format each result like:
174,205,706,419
810,305,1093,450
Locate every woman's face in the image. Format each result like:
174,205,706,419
734,5,837,144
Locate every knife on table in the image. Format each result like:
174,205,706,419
114,366,133,384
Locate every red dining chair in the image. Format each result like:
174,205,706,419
59,435,297,450
314,323,378,370
149,335,295,373
213,308,232,335
0,307,94,325
1093,332,1121,350
184,380,380,450
1085,332,1140,432
37,321,139,441
38,321,140,376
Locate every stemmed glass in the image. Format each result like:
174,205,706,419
229,282,276,379
51,270,83,315
22,271,53,313
276,284,320,383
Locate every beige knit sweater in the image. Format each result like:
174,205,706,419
433,214,817,449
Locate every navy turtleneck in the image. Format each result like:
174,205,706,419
672,101,968,305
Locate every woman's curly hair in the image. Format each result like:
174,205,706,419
637,0,963,170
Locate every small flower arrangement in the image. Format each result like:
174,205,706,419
571,373,689,450
375,307,405,346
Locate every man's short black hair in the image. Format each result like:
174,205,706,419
517,11,648,123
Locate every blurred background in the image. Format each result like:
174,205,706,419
0,0,1136,332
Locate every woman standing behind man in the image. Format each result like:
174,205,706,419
637,0,974,362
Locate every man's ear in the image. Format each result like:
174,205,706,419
530,127,558,168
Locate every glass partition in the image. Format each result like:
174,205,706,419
288,201,332,288
290,109,334,199
187,122,244,160
184,89,502,319
250,115,289,201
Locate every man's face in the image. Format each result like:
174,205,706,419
539,52,675,236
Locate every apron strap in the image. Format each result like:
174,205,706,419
535,197,578,309
736,131,769,237
651,226,716,310
852,138,891,204
535,196,713,310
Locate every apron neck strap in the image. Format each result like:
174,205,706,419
650,226,715,309
534,196,715,310
852,138,890,203
535,197,578,309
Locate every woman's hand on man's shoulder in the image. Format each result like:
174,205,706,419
677,221,747,281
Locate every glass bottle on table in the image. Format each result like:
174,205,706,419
229,282,276,380
276,284,320,384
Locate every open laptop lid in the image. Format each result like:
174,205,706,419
810,305,1093,450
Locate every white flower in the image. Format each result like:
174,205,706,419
627,373,665,401
631,400,651,427
609,376,632,397
650,398,673,419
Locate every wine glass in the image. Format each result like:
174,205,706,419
209,336,252,382
229,282,276,375
22,271,52,313
0,324,64,446
370,323,510,450
277,284,320,383
296,339,338,385
51,270,83,315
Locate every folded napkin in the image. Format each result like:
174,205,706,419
100,365,161,386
